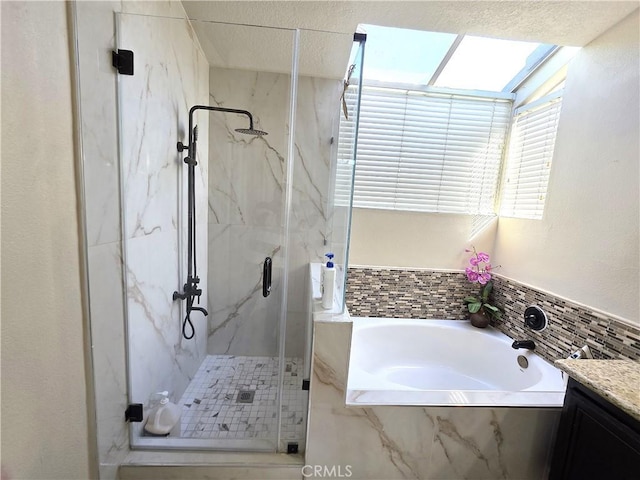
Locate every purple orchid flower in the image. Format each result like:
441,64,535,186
465,267,479,282
477,252,490,263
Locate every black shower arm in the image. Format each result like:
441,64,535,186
187,105,255,152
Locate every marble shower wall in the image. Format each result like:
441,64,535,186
288,76,343,356
306,320,561,480
118,11,209,418
75,1,207,476
207,67,288,357
207,66,342,358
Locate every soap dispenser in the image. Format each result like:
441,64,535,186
144,391,181,436
322,253,335,310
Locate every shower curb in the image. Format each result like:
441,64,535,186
118,452,304,480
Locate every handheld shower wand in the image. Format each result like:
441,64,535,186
174,105,268,339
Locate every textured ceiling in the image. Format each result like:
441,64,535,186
183,0,639,78
189,18,353,79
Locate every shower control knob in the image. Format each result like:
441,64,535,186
524,305,548,331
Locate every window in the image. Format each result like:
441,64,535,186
335,25,572,219
340,85,511,214
499,93,563,219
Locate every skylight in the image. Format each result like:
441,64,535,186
360,24,457,84
434,36,552,92
359,24,556,93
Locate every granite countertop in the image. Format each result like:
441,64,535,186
555,359,640,421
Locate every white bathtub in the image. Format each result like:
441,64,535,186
346,317,566,407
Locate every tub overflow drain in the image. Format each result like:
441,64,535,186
517,355,529,369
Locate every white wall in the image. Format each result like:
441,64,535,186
494,9,640,324
1,2,92,479
350,209,497,269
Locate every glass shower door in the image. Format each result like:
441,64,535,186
116,12,297,451
278,29,364,454
202,20,296,450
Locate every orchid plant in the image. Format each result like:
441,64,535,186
463,247,502,320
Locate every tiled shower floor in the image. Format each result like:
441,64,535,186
177,355,307,445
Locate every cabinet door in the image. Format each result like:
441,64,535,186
550,380,640,480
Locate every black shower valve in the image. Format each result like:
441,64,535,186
182,277,202,296
524,305,548,331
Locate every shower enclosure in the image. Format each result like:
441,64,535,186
104,10,355,453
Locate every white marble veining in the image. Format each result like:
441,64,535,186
77,0,192,249
117,10,209,417
207,69,288,228
207,223,283,356
207,68,289,359
207,68,343,359
287,77,343,327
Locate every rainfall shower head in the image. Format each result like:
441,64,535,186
184,105,269,143
235,113,268,136
235,127,268,136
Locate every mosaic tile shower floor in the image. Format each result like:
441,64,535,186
177,355,307,444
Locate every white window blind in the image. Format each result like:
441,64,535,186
500,96,563,219
338,85,511,214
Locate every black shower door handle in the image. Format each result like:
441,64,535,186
263,257,272,298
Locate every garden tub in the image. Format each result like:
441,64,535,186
346,317,566,407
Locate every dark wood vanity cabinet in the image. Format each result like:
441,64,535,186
550,377,640,480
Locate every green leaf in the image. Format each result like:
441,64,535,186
468,302,482,313
483,304,499,312
463,296,479,304
480,281,493,302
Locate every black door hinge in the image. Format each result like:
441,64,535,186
302,379,310,391
125,403,143,422
112,49,134,75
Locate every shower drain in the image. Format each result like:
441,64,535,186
236,390,255,404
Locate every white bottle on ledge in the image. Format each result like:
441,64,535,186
322,253,335,310
144,391,181,436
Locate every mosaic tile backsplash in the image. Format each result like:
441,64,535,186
346,267,478,319
490,276,640,363
346,266,640,363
